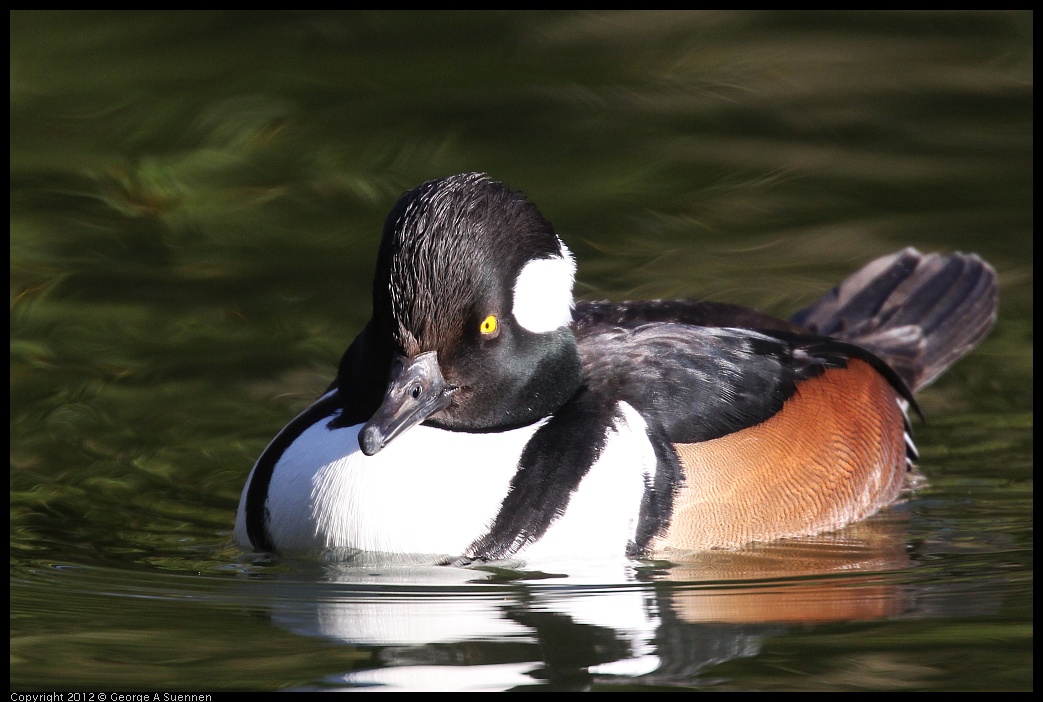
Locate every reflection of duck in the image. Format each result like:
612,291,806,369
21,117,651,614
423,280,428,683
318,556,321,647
235,172,997,563
260,524,923,691
659,514,916,625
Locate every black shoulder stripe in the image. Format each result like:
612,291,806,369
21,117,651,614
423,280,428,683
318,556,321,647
628,421,683,558
465,388,614,561
244,391,343,552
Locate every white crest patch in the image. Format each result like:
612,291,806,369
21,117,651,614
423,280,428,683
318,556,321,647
511,241,577,333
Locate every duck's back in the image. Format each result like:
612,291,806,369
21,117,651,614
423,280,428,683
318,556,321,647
572,248,996,552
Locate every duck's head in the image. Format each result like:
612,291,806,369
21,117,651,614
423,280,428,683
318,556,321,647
356,173,583,456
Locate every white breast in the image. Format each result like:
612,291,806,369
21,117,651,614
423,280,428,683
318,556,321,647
234,399,658,563
235,412,544,559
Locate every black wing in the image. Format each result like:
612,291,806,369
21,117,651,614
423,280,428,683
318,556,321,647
574,314,913,444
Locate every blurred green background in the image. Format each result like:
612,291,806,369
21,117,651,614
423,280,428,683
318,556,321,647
11,11,1032,691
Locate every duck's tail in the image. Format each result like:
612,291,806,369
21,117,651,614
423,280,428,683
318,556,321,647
790,248,998,393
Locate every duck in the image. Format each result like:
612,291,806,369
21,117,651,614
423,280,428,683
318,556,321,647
234,172,998,563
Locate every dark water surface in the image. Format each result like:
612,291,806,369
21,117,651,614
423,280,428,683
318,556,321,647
11,11,1032,691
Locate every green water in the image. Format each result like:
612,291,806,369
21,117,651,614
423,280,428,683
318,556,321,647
11,11,1032,691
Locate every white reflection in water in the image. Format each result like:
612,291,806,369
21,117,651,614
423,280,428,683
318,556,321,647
250,519,943,690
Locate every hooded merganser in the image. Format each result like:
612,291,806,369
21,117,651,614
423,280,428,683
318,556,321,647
235,172,997,562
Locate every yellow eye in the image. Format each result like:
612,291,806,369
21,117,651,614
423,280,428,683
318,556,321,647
480,314,498,335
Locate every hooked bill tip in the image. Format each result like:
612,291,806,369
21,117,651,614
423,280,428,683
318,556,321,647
359,424,384,456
